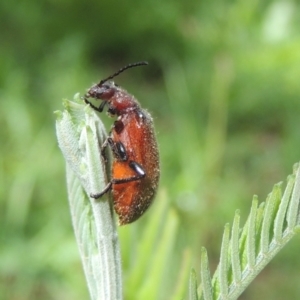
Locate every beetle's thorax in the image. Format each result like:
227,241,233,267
108,89,139,116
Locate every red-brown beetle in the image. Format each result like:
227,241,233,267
84,62,160,225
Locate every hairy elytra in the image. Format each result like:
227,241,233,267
84,62,160,225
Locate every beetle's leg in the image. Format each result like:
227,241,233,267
100,137,109,162
90,181,112,199
83,96,106,112
91,139,129,198
90,161,146,199
101,135,127,161
104,138,128,161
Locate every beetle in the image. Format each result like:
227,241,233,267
83,61,160,225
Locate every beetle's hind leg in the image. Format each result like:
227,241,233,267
90,181,112,199
90,161,146,199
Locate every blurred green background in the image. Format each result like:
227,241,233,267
1,0,300,299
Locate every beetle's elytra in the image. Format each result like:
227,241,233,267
84,62,160,225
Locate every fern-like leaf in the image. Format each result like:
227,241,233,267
196,163,300,300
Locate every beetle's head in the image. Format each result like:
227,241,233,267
83,61,148,114
86,81,117,101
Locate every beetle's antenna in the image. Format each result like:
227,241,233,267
99,61,148,85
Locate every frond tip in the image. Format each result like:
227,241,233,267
194,163,300,300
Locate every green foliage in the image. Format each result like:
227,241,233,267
195,164,300,299
1,0,300,299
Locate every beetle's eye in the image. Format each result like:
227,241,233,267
99,84,115,100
